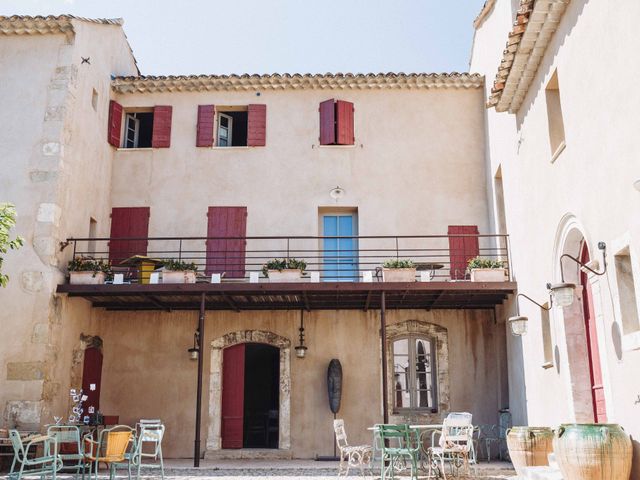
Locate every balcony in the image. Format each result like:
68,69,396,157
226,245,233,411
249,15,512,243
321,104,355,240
56,234,516,311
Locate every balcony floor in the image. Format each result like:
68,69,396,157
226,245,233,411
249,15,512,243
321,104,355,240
56,281,516,311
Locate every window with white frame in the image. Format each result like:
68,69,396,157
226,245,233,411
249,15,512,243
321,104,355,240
216,109,247,147
392,336,438,412
123,111,154,148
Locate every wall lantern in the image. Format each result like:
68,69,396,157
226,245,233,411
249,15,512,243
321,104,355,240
548,241,607,308
508,293,552,337
188,330,200,361
295,310,308,358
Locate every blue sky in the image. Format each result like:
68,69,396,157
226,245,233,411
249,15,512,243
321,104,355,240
1,0,486,75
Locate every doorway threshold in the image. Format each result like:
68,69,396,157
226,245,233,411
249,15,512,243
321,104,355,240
204,448,292,460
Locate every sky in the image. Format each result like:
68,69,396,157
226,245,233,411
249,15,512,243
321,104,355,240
1,0,486,76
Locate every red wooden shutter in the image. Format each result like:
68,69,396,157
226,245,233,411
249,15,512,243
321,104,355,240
221,344,246,449
206,207,247,278
247,104,266,147
196,105,215,147
336,100,354,145
448,225,479,280
109,207,151,264
151,105,172,148
107,100,123,147
319,99,336,145
81,347,103,415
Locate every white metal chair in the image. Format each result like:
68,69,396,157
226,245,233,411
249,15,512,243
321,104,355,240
46,425,88,479
429,413,475,478
132,419,165,479
333,419,373,477
8,430,63,480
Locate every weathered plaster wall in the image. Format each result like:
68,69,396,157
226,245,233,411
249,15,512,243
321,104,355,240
86,305,503,459
472,0,640,473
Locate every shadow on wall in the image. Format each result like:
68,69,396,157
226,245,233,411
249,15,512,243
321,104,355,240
509,327,529,426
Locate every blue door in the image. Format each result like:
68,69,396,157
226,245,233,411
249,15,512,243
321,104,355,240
323,215,358,281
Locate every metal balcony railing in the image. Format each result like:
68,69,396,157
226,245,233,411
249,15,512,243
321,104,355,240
62,233,511,283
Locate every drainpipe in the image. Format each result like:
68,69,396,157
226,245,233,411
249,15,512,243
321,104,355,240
380,291,389,424
194,292,206,467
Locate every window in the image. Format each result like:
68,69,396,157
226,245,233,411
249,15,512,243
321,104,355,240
392,336,437,412
123,111,154,148
545,71,566,159
217,112,238,146
319,99,354,145
614,247,640,335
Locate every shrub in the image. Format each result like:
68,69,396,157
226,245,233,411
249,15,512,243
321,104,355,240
262,258,307,276
68,256,112,277
383,259,415,269
163,259,198,272
467,257,504,269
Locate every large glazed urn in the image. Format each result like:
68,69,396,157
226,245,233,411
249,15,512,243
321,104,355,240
553,423,632,480
506,426,554,477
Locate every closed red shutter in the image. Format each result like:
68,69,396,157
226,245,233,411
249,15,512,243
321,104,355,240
196,105,215,147
319,99,336,145
151,105,172,148
206,207,247,278
448,225,479,280
81,347,103,416
247,104,266,147
336,100,354,145
109,207,151,264
107,100,123,147
221,344,246,449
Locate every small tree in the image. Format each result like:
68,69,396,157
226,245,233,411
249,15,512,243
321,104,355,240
0,203,24,287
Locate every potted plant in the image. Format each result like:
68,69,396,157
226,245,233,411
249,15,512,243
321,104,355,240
467,257,507,281
382,259,416,282
162,259,197,284
68,256,111,285
262,258,307,282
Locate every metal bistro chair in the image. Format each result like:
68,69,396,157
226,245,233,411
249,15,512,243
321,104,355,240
378,424,420,480
8,430,63,480
333,419,372,477
132,419,165,480
83,425,134,480
46,425,89,479
429,414,475,479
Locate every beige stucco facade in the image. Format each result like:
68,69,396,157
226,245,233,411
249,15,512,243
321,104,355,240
471,0,640,475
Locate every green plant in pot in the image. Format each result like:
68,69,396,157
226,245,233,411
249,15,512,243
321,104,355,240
68,256,112,285
467,256,507,282
162,259,197,284
262,258,307,282
382,258,416,282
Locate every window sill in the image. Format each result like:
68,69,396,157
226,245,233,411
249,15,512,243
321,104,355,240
315,144,359,149
550,141,566,163
210,146,252,150
622,331,640,352
116,147,154,152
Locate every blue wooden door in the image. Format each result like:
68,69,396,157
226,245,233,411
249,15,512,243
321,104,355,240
323,215,358,281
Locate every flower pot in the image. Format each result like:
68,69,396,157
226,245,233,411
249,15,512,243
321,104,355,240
554,423,632,480
69,271,106,285
470,268,507,282
268,269,303,282
382,267,416,282
506,426,554,477
162,270,196,284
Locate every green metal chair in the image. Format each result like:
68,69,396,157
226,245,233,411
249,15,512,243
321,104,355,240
46,425,88,480
8,430,63,480
377,424,420,480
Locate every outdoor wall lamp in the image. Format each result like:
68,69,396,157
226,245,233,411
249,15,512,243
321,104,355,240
548,242,607,308
508,293,552,336
295,310,308,358
188,330,200,361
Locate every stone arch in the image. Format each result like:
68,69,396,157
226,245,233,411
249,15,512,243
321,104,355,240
552,214,595,422
206,330,291,454
386,320,449,424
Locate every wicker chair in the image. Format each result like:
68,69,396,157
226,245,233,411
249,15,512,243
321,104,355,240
83,425,134,480
333,419,373,477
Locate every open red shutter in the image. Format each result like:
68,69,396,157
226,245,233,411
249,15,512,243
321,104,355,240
319,99,336,145
151,105,172,148
81,347,103,415
109,207,151,264
107,100,123,147
247,104,266,147
448,225,479,280
206,207,247,278
221,344,246,449
336,100,354,145
196,105,215,147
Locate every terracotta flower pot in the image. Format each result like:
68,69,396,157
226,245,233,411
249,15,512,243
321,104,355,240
69,271,106,285
470,268,507,282
506,426,554,477
382,267,416,282
268,269,303,282
162,270,196,284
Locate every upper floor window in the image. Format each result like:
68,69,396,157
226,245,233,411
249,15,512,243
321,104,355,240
107,101,172,149
124,111,154,148
545,70,566,160
392,336,438,412
217,109,247,147
319,99,354,145
196,104,266,147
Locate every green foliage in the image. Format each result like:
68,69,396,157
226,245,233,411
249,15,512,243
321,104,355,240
262,258,307,276
467,256,504,269
162,259,198,272
68,256,112,277
383,259,415,269
0,203,24,287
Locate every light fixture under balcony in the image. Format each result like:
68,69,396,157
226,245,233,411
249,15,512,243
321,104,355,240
295,310,308,358
188,330,200,360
